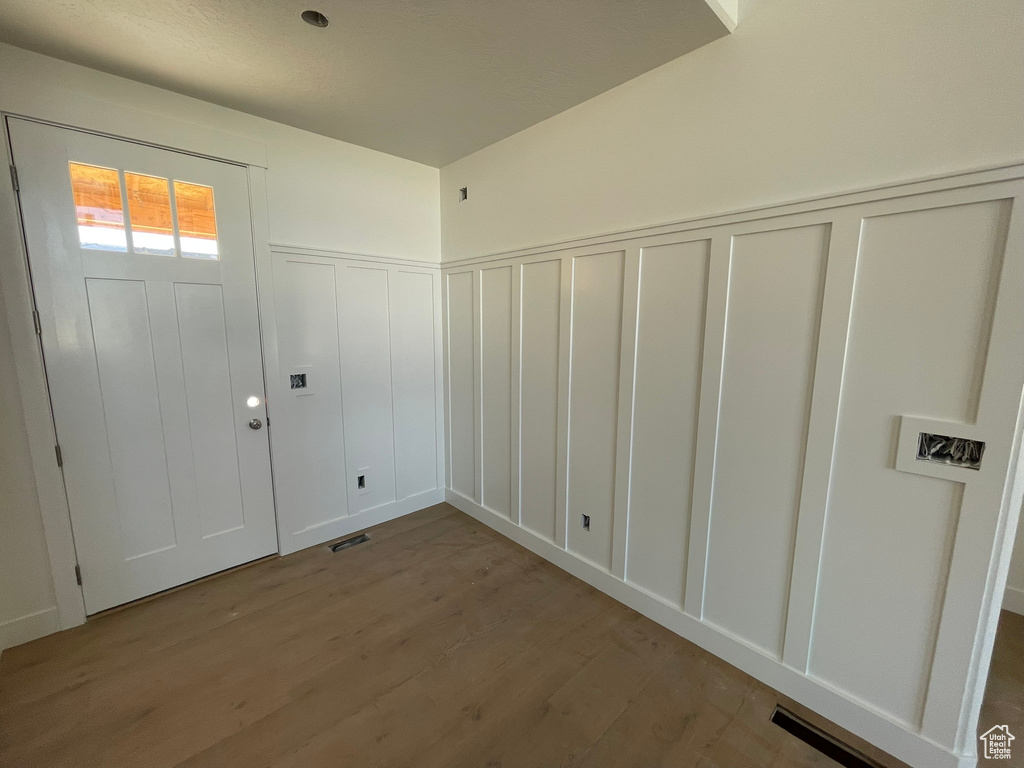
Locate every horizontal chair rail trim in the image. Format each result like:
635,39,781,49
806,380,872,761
270,242,442,269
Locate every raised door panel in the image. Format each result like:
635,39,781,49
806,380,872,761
174,283,245,539
86,278,177,560
703,224,828,656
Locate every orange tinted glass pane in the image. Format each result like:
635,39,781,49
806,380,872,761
125,172,175,255
174,181,219,260
69,162,127,251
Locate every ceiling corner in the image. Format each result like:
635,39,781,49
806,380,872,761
703,0,739,31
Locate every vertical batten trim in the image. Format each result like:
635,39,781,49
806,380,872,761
472,270,483,504
554,256,573,549
510,264,523,526
441,273,455,490
683,234,733,619
384,267,400,499
921,193,1024,752
781,216,862,672
611,246,642,579
432,271,446,491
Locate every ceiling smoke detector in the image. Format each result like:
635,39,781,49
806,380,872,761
301,10,329,28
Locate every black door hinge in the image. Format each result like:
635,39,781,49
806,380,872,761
55,444,63,467
75,564,82,586
9,164,18,191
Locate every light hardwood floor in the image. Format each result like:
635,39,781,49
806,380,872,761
0,503,1019,768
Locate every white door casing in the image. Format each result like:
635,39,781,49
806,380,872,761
10,118,278,614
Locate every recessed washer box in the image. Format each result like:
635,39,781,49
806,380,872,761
289,365,314,396
895,416,987,480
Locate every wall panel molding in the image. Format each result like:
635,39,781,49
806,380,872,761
270,243,442,270
442,168,1024,768
782,215,862,671
702,223,829,659
270,249,445,555
624,238,710,607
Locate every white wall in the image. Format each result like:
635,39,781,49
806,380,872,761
0,43,441,650
443,165,1024,768
0,44,441,261
0,285,59,650
439,0,1024,260
1006,515,1024,614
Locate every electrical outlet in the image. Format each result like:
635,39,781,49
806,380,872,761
357,467,370,494
581,514,590,531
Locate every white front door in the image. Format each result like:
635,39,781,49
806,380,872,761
9,118,278,614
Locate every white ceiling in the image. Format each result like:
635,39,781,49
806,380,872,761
0,1,733,167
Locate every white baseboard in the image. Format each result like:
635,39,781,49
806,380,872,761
445,488,971,768
1003,585,1024,616
0,606,60,654
280,487,446,555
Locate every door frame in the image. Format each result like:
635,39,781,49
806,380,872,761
0,111,281,631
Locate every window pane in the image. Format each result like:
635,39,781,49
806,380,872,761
69,162,127,252
173,181,219,260
125,172,176,256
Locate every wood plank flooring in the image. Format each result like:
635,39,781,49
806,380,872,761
0,503,1018,768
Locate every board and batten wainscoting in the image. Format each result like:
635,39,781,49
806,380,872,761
442,163,1024,768
266,245,445,556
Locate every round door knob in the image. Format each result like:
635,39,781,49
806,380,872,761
249,418,262,430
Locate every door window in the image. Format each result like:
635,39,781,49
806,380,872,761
69,162,127,252
174,181,219,260
125,172,175,256
68,162,220,260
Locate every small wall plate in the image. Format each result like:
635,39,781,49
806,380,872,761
895,415,987,482
289,364,314,396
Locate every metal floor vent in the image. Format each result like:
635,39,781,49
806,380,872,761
329,533,370,552
770,706,884,768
